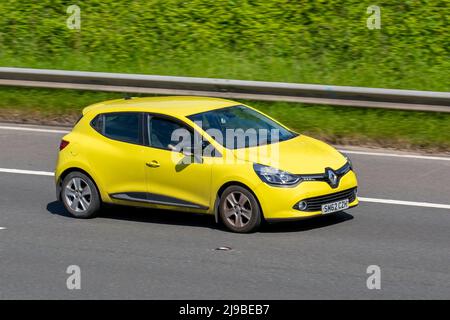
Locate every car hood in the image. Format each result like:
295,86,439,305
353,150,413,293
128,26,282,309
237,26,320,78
232,135,347,174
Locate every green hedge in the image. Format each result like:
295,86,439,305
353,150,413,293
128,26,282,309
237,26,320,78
0,0,449,90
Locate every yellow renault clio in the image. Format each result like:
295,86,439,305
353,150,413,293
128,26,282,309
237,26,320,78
55,96,358,233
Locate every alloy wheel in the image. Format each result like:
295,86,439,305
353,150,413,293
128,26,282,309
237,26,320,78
64,177,92,213
223,191,253,228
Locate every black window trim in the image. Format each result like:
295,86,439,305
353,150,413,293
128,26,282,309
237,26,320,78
74,114,84,126
90,111,145,146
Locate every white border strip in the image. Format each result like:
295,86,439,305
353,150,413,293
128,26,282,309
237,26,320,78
0,168,54,176
340,149,450,161
359,197,450,210
0,125,69,134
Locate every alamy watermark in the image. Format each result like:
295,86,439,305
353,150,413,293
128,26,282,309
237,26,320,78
367,5,381,30
66,5,81,30
169,123,281,166
66,265,81,290
366,265,381,290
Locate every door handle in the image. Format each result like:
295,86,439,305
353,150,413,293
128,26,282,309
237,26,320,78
146,160,160,168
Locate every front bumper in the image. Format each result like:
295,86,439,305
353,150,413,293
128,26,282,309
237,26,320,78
255,170,359,220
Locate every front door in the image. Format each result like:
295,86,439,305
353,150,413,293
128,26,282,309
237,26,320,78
144,115,212,210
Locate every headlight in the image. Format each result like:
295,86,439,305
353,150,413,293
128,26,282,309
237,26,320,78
253,163,300,186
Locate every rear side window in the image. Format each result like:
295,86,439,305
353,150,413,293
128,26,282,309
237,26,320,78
91,114,104,133
91,112,143,145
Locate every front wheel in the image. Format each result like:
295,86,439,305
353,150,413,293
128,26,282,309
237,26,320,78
219,186,262,233
61,171,101,218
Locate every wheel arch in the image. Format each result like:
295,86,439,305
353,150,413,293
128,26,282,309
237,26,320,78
57,167,102,202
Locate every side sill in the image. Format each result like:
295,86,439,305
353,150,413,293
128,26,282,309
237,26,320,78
110,192,209,210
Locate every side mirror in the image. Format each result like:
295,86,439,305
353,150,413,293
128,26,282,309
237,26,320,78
184,146,203,164
169,144,203,163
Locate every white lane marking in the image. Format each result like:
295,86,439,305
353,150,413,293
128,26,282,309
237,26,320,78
2,167,449,210
0,227,6,230
0,125,69,134
0,168,54,176
0,125,449,162
340,149,450,162
359,197,450,210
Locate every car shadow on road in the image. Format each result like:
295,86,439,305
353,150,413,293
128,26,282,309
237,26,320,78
46,201,353,233
46,201,218,230
47,201,73,218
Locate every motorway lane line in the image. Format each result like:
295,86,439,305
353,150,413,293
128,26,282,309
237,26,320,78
0,168,54,176
1,167,449,210
1,124,450,162
0,227,6,230
339,149,450,162
359,197,450,210
0,125,69,134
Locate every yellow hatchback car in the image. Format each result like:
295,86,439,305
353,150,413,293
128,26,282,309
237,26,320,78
55,96,358,233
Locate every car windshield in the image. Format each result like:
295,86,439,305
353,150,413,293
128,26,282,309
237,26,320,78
187,105,298,149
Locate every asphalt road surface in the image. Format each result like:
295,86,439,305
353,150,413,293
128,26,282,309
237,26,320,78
0,122,449,299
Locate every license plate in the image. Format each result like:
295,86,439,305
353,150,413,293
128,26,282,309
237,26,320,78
321,199,349,214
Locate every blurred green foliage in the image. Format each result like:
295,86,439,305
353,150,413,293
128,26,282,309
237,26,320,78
0,1,449,151
0,0,449,90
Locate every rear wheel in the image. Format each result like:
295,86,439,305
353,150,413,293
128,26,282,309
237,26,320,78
61,171,101,218
219,186,262,233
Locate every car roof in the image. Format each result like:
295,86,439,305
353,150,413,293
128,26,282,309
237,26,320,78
82,96,239,118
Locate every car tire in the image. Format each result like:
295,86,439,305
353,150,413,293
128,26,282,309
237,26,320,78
219,185,262,233
61,171,101,218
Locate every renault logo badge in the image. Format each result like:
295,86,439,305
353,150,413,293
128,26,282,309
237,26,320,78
326,168,338,187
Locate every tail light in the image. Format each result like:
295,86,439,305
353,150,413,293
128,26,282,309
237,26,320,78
59,139,70,151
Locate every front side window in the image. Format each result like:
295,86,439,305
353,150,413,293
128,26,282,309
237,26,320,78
92,112,143,145
148,116,221,157
148,116,192,151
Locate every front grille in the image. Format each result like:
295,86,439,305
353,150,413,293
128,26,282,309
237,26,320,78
296,161,352,188
295,187,357,212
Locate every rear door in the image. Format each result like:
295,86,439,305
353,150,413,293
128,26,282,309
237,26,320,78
88,112,147,197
